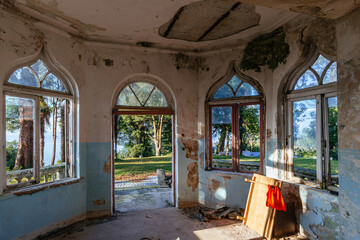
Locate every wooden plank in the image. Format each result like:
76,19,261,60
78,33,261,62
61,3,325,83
243,174,282,239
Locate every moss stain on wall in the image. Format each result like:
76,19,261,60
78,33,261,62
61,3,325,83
240,27,290,72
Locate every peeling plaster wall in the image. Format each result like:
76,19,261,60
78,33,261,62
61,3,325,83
0,4,359,240
196,16,342,239
336,8,360,240
0,7,199,238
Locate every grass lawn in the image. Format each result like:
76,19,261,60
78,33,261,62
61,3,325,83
114,154,172,181
212,155,339,174
212,155,260,162
294,158,339,174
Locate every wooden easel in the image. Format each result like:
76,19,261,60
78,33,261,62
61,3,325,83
238,174,283,239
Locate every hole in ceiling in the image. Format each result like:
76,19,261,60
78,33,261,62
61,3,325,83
158,0,261,42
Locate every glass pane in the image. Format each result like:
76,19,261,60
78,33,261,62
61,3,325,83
145,88,167,107
42,73,66,92
294,70,318,90
117,86,141,106
293,99,317,182
227,76,242,92
212,107,232,169
239,105,261,172
327,97,338,187
8,67,39,87
214,85,234,99
129,82,155,106
236,83,259,97
40,97,67,183
31,59,48,81
5,96,35,185
311,55,331,77
323,62,337,84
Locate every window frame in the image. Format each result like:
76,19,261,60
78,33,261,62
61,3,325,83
1,56,76,194
207,67,265,174
209,101,264,173
285,52,338,190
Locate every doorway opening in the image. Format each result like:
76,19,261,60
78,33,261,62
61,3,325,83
111,81,176,213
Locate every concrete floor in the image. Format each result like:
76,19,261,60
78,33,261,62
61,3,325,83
45,208,263,240
115,187,173,212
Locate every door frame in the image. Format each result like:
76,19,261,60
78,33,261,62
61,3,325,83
111,108,175,213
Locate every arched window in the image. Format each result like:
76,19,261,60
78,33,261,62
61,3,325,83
208,74,264,173
286,53,337,190
117,82,167,107
3,57,75,190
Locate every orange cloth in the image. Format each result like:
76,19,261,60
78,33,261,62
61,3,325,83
266,185,287,211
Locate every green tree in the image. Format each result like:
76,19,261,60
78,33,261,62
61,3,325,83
328,106,338,160
117,115,153,157
6,140,18,171
241,105,260,152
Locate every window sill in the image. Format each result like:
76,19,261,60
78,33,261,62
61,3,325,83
211,170,255,178
282,178,339,196
3,178,82,197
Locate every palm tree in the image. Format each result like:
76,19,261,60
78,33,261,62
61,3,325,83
40,97,51,167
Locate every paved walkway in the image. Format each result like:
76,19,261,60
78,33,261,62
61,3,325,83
114,176,173,212
115,176,158,189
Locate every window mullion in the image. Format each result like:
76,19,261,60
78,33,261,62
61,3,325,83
287,100,295,180
315,95,323,188
232,104,239,171
323,97,331,188
34,97,41,183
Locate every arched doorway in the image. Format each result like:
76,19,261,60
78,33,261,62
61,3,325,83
112,79,176,212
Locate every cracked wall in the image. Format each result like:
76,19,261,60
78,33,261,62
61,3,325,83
0,6,199,238
336,8,360,240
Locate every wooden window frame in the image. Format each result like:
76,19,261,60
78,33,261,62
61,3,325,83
1,56,76,194
285,52,338,190
209,101,264,174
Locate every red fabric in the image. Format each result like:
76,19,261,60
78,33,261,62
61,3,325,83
266,185,287,211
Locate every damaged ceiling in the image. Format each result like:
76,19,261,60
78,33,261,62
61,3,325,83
1,0,359,51
159,1,261,42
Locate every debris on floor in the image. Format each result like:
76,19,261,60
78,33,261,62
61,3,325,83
182,206,245,222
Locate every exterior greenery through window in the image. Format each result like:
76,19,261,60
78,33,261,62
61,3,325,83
209,75,263,173
287,54,338,189
3,59,74,189
114,82,173,160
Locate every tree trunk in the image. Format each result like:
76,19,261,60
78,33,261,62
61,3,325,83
149,115,164,156
114,115,118,160
217,125,226,154
13,99,33,170
225,126,230,156
60,103,65,163
239,114,244,156
51,101,58,165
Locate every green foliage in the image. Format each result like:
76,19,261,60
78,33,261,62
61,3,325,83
6,140,18,171
240,27,289,72
294,146,316,158
328,106,338,160
240,105,260,152
5,103,20,132
116,115,172,158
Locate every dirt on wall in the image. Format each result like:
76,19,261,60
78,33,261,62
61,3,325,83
182,138,199,161
187,162,199,192
0,9,45,57
301,18,336,57
103,156,111,174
